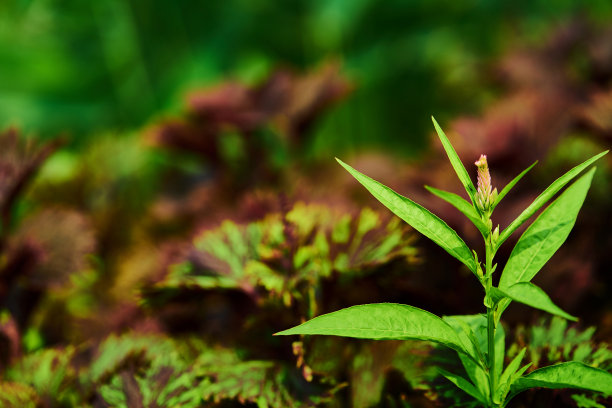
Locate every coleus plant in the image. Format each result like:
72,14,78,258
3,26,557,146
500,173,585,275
276,117,612,407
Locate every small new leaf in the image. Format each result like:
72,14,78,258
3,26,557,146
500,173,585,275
425,185,490,237
492,161,537,211
494,347,527,404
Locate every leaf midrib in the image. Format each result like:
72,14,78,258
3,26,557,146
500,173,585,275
338,158,476,272
509,214,573,286
294,326,460,345
375,182,475,271
513,226,554,285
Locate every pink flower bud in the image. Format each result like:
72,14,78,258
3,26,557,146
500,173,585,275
475,155,496,214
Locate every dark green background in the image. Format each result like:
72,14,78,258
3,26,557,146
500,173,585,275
1,0,611,155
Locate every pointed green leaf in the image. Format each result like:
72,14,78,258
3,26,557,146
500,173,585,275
438,368,487,405
501,363,533,407
499,168,596,287
275,303,470,357
495,348,527,404
513,363,533,381
497,151,607,248
492,283,577,321
443,316,486,365
492,161,538,210
431,116,477,201
337,158,477,273
494,319,506,380
458,353,489,401
508,362,612,401
443,314,504,386
494,298,511,326
443,316,489,398
501,348,528,385
425,185,489,237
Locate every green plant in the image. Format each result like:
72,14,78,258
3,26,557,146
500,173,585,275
140,202,420,406
151,202,417,314
508,317,612,407
277,117,612,407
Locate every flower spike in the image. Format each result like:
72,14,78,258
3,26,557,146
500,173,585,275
474,155,497,216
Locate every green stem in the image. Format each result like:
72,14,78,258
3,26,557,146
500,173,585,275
485,237,497,407
487,305,496,406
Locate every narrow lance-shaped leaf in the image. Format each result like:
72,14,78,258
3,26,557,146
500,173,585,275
501,363,532,408
337,158,478,274
438,368,487,405
425,185,489,237
497,150,607,248
499,168,596,288
275,303,472,359
442,313,504,385
494,319,506,379
443,316,489,397
431,116,477,201
507,362,612,403
443,316,486,366
492,161,537,211
492,283,577,321
494,347,527,404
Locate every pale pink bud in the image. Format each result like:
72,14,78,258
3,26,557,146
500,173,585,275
475,155,496,214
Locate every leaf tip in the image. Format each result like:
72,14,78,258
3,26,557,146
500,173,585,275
335,157,350,169
431,115,441,129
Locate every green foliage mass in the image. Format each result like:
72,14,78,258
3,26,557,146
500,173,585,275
155,203,417,315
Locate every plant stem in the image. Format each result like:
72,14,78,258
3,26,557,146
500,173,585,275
485,237,497,407
487,305,496,406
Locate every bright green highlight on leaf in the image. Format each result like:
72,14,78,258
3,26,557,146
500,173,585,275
275,303,470,357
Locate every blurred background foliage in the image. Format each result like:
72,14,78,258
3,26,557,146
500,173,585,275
1,0,611,154
1,1,612,407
